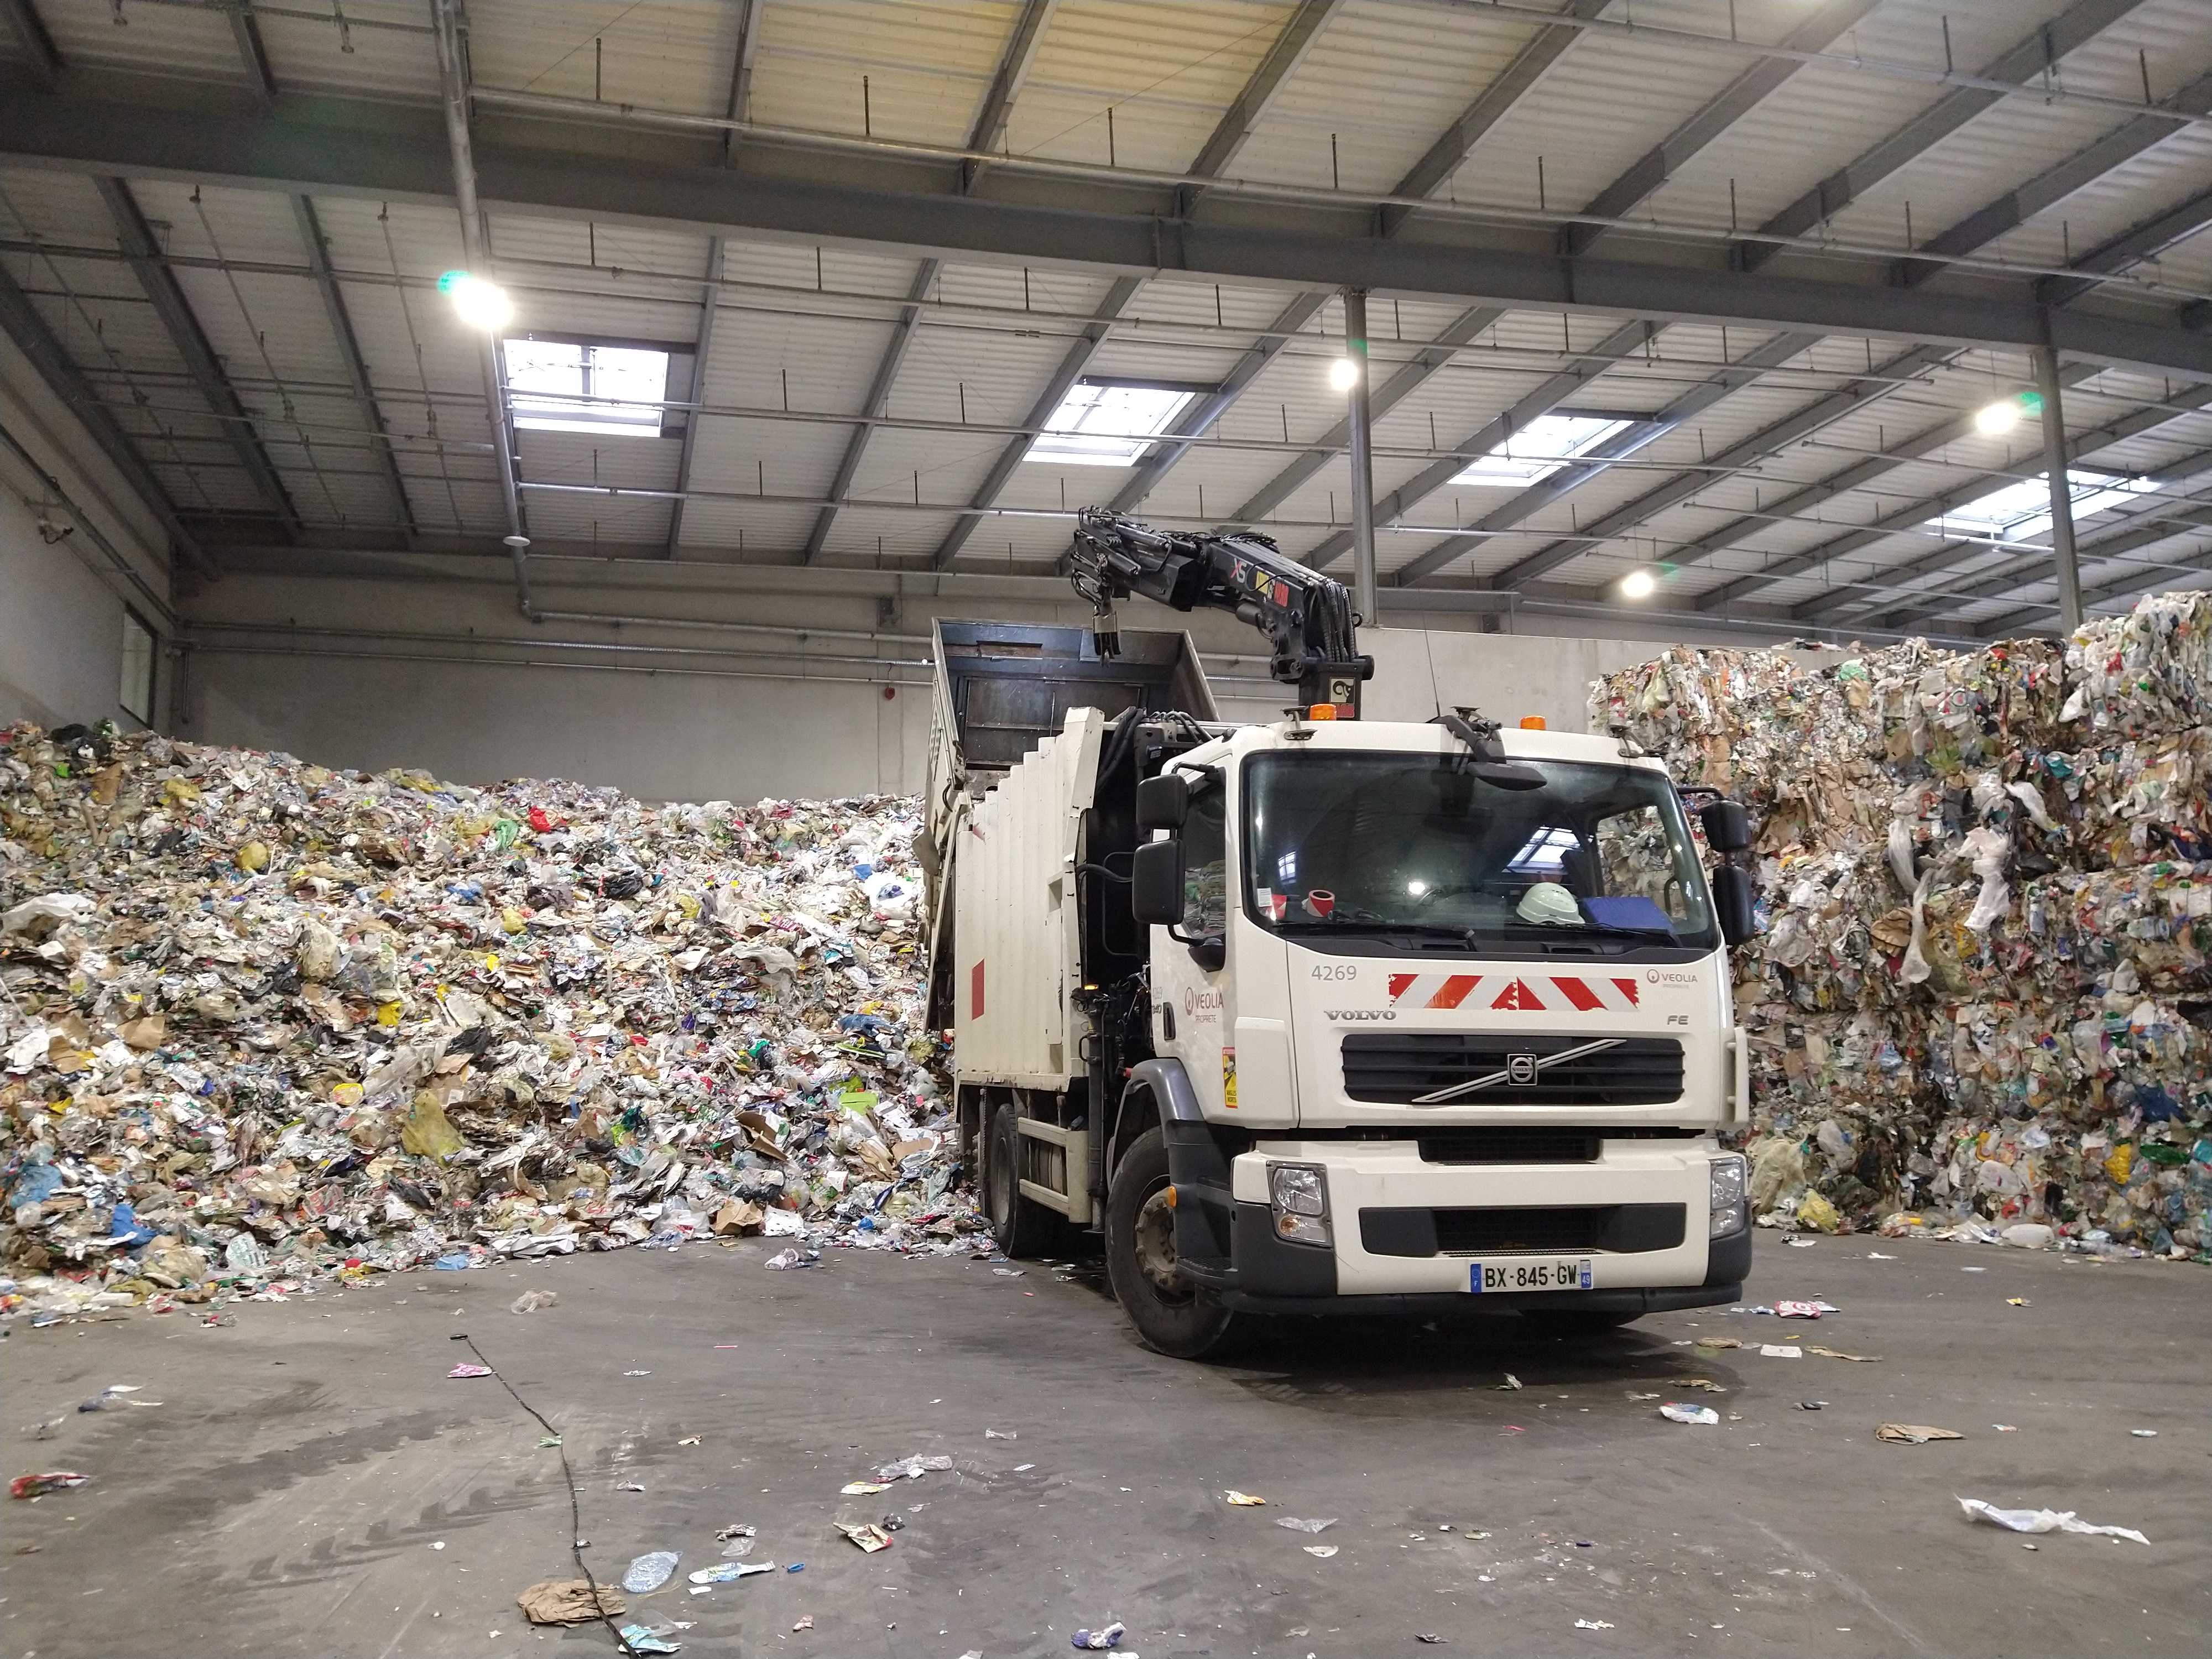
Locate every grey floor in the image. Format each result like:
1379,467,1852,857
2,1234,2204,1658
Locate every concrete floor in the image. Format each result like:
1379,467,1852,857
2,1237,2204,1659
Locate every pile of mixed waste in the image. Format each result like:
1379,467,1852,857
1,723,980,1324
1594,588,2211,1256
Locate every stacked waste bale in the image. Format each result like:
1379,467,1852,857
1594,590,2212,1255
0,724,979,1324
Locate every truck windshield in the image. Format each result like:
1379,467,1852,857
1241,752,1717,951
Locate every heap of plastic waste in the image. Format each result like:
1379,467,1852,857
1,723,980,1323
1593,588,2211,1257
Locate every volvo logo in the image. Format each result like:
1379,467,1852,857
1328,1009,1396,1021
1412,1038,1626,1105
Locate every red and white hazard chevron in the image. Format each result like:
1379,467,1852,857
1386,972,1641,1012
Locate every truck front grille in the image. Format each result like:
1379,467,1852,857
1359,1203,1687,1257
1341,1033,1684,1106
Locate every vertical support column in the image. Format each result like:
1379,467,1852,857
1342,288,1378,625
2034,344,2082,633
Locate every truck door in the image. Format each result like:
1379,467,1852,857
1154,779,1229,1112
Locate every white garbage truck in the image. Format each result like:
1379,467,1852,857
921,510,1757,1357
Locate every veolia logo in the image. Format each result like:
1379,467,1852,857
1645,969,1700,985
1183,986,1225,1015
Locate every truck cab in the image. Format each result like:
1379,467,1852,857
1115,716,1752,1354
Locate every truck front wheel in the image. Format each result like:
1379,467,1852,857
987,1102,1062,1259
1106,1128,1250,1360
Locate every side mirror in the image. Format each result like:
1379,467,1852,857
1712,864,1755,948
1699,799,1752,853
1131,838,1185,925
1186,937,1225,972
1135,773,1190,831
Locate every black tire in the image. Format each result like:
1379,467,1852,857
987,1102,1062,1259
1520,1308,1640,1338
1105,1127,1251,1360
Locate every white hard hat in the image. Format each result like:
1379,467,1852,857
1515,880,1580,926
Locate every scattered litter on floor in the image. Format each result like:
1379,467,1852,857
1276,1517,1336,1533
1660,1405,1719,1426
1771,1301,1830,1318
0,726,980,1326
836,1522,894,1553
1574,1620,1616,1631
687,1561,773,1585
510,1290,559,1313
1759,1344,1803,1359
1668,1376,1726,1390
2130,1428,2158,1437
618,1624,682,1655
1071,1620,1126,1650
515,1579,625,1626
1304,1544,1338,1558
1787,1238,1817,1248
1224,1489,1267,1505
1877,1423,1964,1444
1498,1373,1523,1390
1958,1498,2151,1544
1796,1401,1828,1411
1014,1462,1036,1472
792,1615,813,1631
622,1551,680,1593
446,1363,492,1379
874,1452,953,1481
984,1427,1017,1438
1807,1346,1882,1362
8,1470,86,1499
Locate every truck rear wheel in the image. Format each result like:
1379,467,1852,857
987,1102,1063,1259
1106,1128,1250,1360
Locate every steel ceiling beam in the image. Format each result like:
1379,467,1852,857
229,0,278,105
0,0,56,89
666,0,763,559
1486,342,1960,589
291,195,414,542
1379,0,1609,237
1183,0,1342,185
932,276,1141,568
1871,453,2212,632
814,0,1068,564
1735,0,2152,273
2041,184,2212,308
1969,504,2212,634
0,259,215,578
4,81,2206,376
1561,0,1878,258
93,175,299,536
1380,327,1819,587
804,258,938,563
1708,383,2212,619
1897,68,2212,290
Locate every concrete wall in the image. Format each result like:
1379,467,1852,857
1,339,174,733
176,551,1704,803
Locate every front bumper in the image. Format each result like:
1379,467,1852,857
1183,1138,1748,1314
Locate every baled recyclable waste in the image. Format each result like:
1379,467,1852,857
0,723,984,1324
1594,590,2211,1258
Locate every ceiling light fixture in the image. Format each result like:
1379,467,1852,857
440,270,513,331
1619,568,1657,601
1973,398,2021,436
1328,357,1360,393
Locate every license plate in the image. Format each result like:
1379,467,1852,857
1470,1257,1593,1293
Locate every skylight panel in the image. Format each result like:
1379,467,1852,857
1453,414,1632,487
505,340,670,438
1027,380,1196,466
1927,469,2158,541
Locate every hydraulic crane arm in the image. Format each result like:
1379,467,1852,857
1070,508,1375,714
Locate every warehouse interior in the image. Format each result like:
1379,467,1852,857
1,3,2208,1656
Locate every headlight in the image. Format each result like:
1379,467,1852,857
1709,1154,1746,1237
1267,1162,1331,1248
